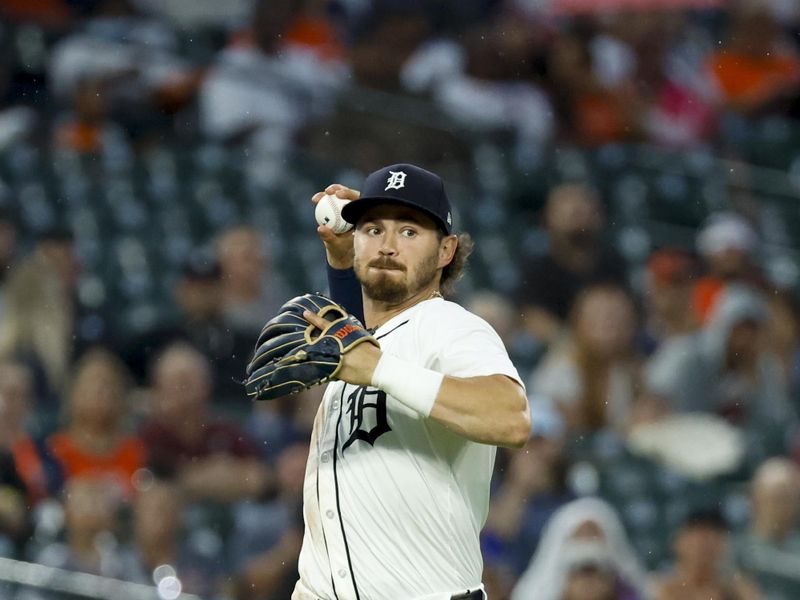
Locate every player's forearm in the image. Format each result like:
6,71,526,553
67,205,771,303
430,375,531,448
366,351,530,447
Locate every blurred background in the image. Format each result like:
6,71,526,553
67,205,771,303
0,0,800,598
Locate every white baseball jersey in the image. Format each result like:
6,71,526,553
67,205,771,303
292,297,523,600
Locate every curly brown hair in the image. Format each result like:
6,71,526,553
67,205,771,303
439,232,474,298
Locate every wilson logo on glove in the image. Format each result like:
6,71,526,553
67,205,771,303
334,323,359,340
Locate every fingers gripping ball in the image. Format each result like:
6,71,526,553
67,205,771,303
315,195,353,234
244,293,377,401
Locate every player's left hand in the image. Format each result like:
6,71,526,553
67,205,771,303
244,293,380,401
302,309,382,387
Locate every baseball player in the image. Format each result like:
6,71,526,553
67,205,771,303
293,164,531,600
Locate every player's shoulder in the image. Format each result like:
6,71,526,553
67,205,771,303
414,298,495,332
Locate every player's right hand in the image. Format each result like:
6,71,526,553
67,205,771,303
312,184,360,269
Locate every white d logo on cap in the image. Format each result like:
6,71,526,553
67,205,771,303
385,171,407,190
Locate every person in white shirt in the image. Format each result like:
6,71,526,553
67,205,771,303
292,163,531,600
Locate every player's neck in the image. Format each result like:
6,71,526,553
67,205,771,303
363,284,443,330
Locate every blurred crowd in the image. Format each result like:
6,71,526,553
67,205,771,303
0,0,799,599
0,0,799,168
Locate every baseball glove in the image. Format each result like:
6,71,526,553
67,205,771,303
244,293,377,401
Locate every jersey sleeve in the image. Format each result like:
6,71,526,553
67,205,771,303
326,264,365,325
426,308,524,388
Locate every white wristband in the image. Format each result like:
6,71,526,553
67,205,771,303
370,353,444,417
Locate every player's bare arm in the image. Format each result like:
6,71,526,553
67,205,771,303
302,310,530,449
430,374,529,448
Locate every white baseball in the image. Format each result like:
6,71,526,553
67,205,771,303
314,194,353,234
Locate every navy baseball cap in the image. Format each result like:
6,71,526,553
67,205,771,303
341,163,453,234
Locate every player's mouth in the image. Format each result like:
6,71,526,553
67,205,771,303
368,259,405,271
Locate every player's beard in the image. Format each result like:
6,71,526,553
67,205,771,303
356,251,439,304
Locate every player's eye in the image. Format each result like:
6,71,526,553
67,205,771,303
366,226,381,236
400,228,417,238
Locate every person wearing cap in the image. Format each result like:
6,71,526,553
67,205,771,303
289,164,530,600
694,212,765,324
118,251,248,403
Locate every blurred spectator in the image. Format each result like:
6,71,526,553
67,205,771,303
557,540,634,600
0,0,73,28
511,497,650,600
466,290,517,347
52,74,124,154
350,3,431,92
46,349,144,499
121,252,247,402
34,228,81,298
199,0,346,155
736,458,800,600
515,184,627,345
700,285,792,429
465,289,542,374
25,478,126,583
49,0,198,149
140,343,271,503
217,225,291,335
643,248,699,346
483,397,574,592
134,0,253,30
283,0,347,63
530,284,643,433
545,12,718,146
694,212,763,324
247,386,320,464
118,479,222,597
228,441,306,600
654,508,761,600
0,360,62,506
639,13,717,146
547,16,638,145
401,7,554,151
0,449,29,559
764,291,800,395
0,235,76,405
642,248,707,412
0,208,19,315
707,0,800,117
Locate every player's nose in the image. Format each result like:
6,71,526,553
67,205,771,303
378,237,398,255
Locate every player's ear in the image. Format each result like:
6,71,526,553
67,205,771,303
437,234,458,269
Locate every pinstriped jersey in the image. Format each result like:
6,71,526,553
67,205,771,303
292,298,523,600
